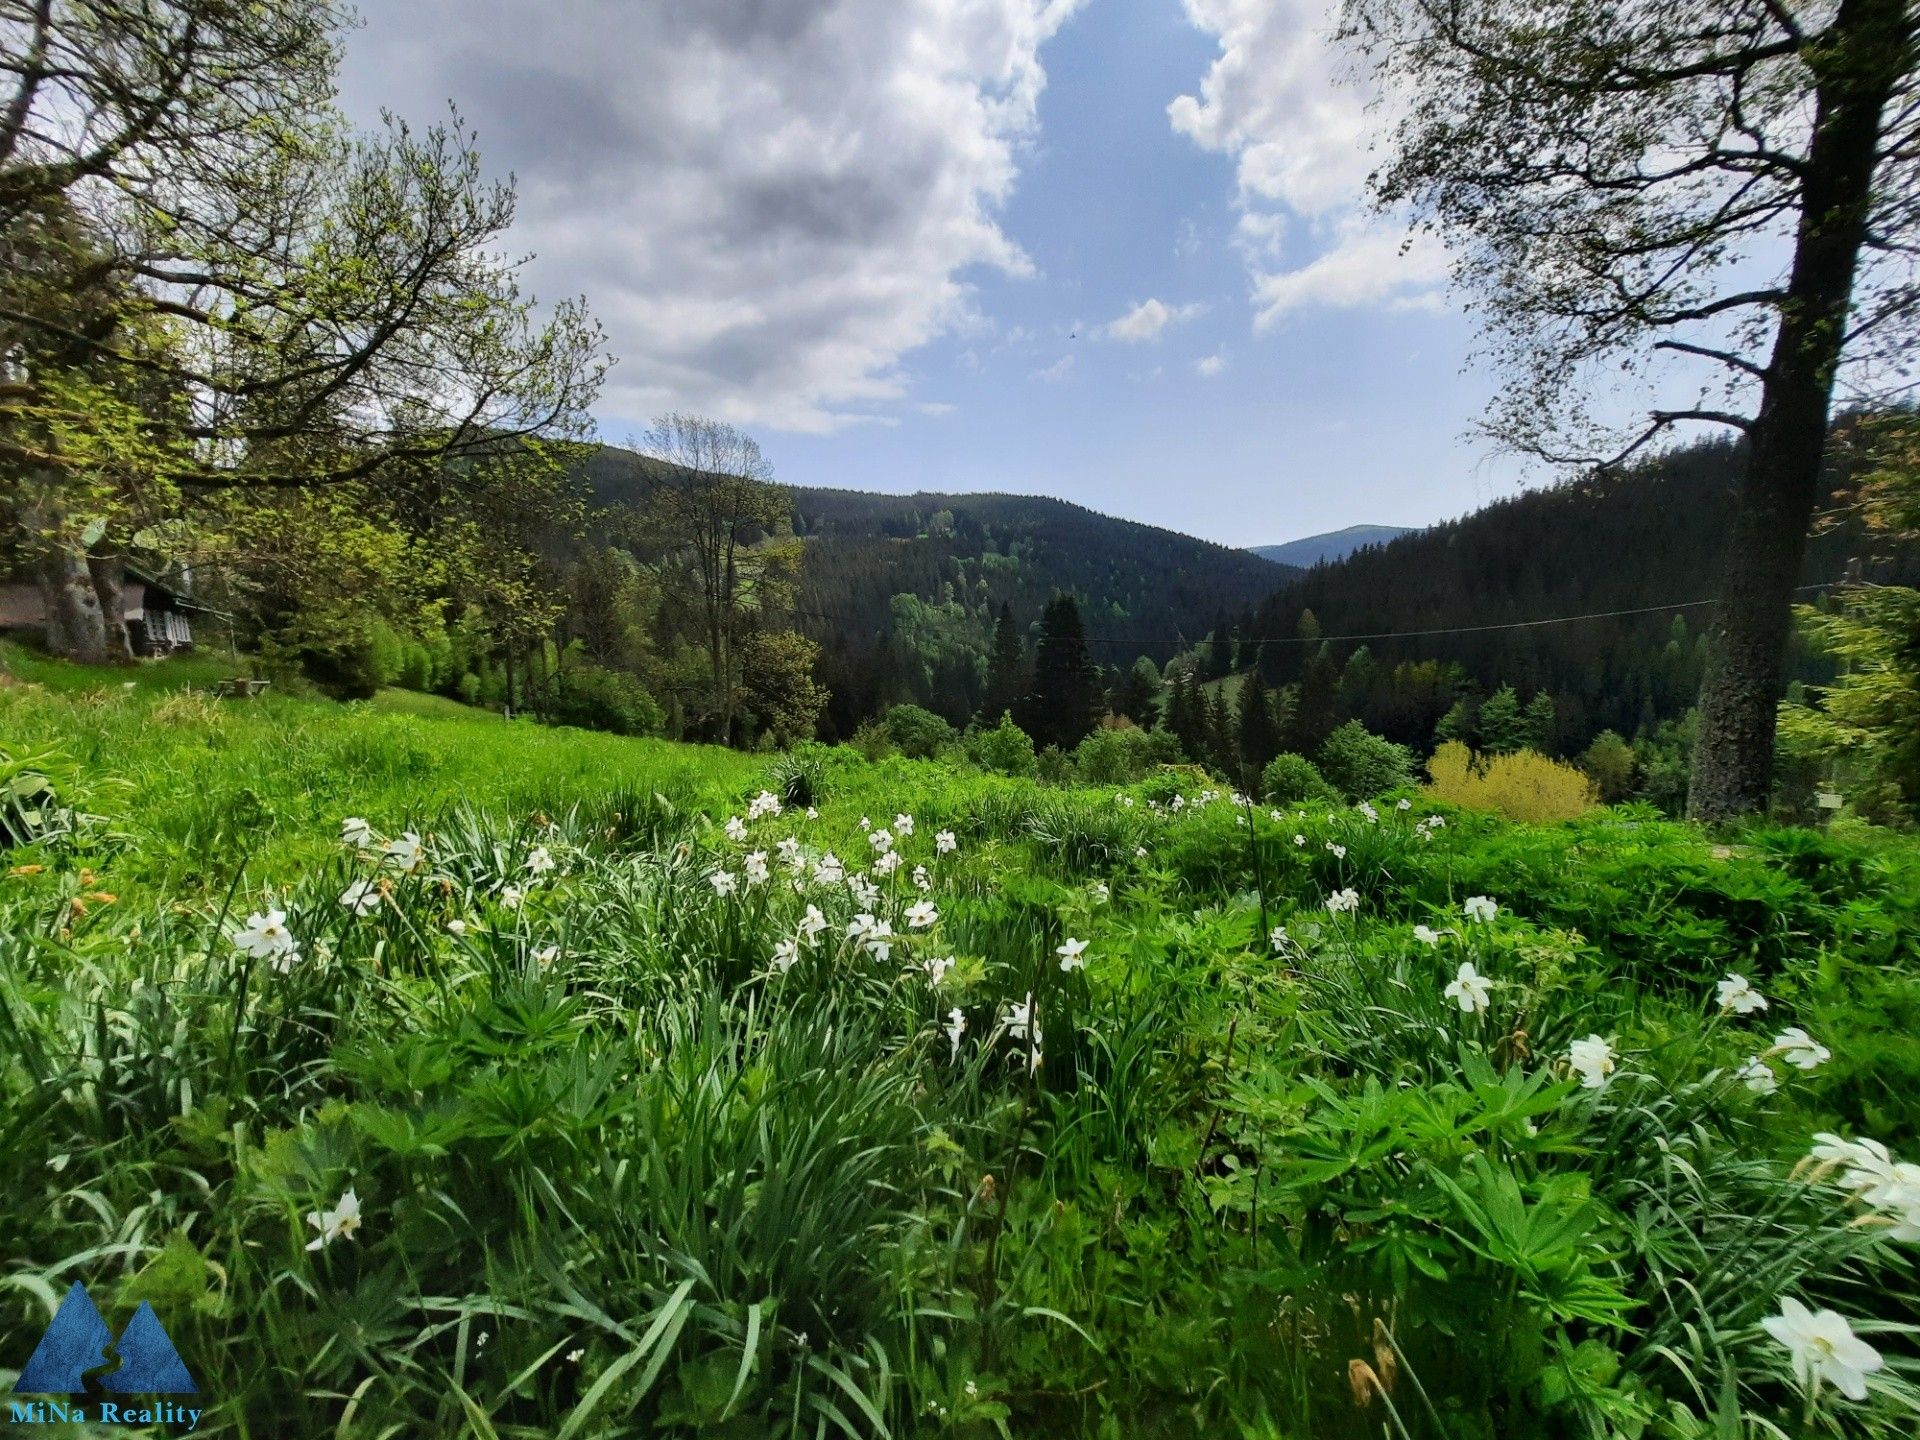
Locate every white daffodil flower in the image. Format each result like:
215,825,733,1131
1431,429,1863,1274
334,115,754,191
340,879,382,916
799,905,828,943
234,909,298,963
1567,1034,1616,1089
1444,961,1493,1014
383,831,426,873
1761,1298,1883,1401
305,1187,364,1251
1772,1026,1831,1071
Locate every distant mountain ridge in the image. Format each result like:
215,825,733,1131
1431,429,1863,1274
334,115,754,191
1251,524,1417,568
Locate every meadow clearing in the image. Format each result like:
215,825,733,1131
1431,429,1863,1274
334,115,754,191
2,663,1918,1438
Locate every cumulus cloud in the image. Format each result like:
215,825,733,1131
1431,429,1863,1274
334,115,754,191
1032,353,1076,382
1169,0,1447,326
1101,297,1208,343
335,0,1084,434
1194,352,1227,377
1250,220,1450,326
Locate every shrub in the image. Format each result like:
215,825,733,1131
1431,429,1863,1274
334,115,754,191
548,662,665,736
1579,729,1638,803
1036,744,1075,785
299,629,390,699
880,703,958,759
1260,751,1338,805
1316,720,1414,799
1073,726,1173,785
849,720,895,761
967,710,1037,777
396,641,433,692
1426,739,1598,821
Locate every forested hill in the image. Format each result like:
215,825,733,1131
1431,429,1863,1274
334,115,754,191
582,445,1295,736
1241,436,1902,749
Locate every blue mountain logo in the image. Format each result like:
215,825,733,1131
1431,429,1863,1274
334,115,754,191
14,1282,197,1394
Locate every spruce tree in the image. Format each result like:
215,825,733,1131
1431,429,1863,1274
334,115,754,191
1029,594,1099,751
1478,686,1529,754
1167,667,1208,761
1203,613,1234,680
1236,670,1280,783
982,602,1025,724
1286,645,1338,756
1116,655,1163,728
1207,689,1238,774
1523,690,1559,756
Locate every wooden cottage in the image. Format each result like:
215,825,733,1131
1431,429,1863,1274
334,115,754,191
0,567,213,657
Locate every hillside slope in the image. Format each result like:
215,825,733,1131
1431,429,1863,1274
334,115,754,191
1243,437,1909,747
1250,524,1416,568
582,446,1296,733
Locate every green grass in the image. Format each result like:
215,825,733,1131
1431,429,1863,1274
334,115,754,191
0,665,758,897
369,686,510,722
3,663,1918,1438
1,638,241,694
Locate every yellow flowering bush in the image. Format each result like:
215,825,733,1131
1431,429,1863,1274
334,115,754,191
1426,740,1599,822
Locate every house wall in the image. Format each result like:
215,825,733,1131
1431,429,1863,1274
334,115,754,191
0,584,45,629
0,580,194,653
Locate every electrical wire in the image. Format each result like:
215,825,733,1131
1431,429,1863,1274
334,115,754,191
789,582,1845,650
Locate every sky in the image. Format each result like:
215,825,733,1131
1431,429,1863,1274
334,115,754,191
335,0,1535,548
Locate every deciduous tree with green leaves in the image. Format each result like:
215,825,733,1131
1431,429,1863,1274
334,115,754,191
1343,0,1920,819
635,414,801,746
1,0,607,663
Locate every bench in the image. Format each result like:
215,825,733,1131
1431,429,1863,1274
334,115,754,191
212,677,272,699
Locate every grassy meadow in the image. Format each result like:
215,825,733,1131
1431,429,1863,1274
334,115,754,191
3,662,1920,1437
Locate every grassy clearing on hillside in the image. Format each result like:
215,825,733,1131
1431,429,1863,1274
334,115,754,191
0,661,758,898
3,672,1919,1438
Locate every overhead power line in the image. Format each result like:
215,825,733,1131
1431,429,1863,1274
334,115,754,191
791,582,1844,651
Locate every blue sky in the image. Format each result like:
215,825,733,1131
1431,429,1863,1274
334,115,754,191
339,0,1532,548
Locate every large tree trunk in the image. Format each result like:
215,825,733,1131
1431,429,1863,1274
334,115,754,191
1688,0,1905,822
87,544,134,662
35,542,115,662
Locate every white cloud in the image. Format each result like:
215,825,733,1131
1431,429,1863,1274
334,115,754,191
1101,297,1208,343
1250,221,1450,328
1194,352,1227,377
1170,0,1448,324
335,0,1084,435
1032,353,1075,382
